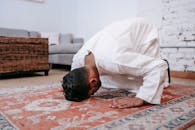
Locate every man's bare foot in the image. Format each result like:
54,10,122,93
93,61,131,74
110,97,144,109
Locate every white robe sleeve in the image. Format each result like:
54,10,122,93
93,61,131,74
114,52,168,104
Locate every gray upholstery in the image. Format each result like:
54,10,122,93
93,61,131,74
49,44,83,54
0,27,29,37
49,33,84,66
72,38,84,43
29,31,40,38
49,54,74,65
0,27,40,38
59,33,73,44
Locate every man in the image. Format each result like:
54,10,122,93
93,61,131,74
62,18,169,108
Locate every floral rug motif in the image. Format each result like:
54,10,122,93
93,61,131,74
0,83,195,130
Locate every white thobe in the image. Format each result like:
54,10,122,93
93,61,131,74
71,18,169,104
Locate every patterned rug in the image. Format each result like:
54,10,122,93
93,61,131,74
0,83,195,130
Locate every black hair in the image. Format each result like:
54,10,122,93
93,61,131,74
62,67,91,102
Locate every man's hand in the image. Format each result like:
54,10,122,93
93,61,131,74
110,97,144,109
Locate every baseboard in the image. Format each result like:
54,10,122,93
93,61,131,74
170,71,195,80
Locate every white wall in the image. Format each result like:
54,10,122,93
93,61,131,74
160,0,195,72
137,0,162,27
76,0,137,40
137,0,195,72
0,0,61,32
0,0,137,40
59,0,77,34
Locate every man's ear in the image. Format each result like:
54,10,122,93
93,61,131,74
89,78,98,87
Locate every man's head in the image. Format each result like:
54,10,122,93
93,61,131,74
62,67,101,102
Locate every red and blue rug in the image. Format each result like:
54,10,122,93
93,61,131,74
0,83,195,130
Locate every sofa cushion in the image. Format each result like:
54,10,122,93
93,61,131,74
0,27,29,38
40,32,59,45
29,31,40,38
72,38,84,43
59,33,73,44
49,43,83,54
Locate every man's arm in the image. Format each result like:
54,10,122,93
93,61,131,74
108,52,168,108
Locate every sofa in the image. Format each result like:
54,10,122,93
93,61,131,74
44,33,84,66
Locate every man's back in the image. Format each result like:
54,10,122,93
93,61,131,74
72,18,160,73
71,18,169,105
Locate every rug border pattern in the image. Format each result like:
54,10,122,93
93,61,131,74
91,94,195,130
0,112,18,130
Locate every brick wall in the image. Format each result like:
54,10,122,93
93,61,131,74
137,0,195,72
159,0,195,72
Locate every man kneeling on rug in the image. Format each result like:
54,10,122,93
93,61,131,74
62,18,170,109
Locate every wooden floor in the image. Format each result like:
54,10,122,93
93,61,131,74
1,68,195,89
0,69,68,88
